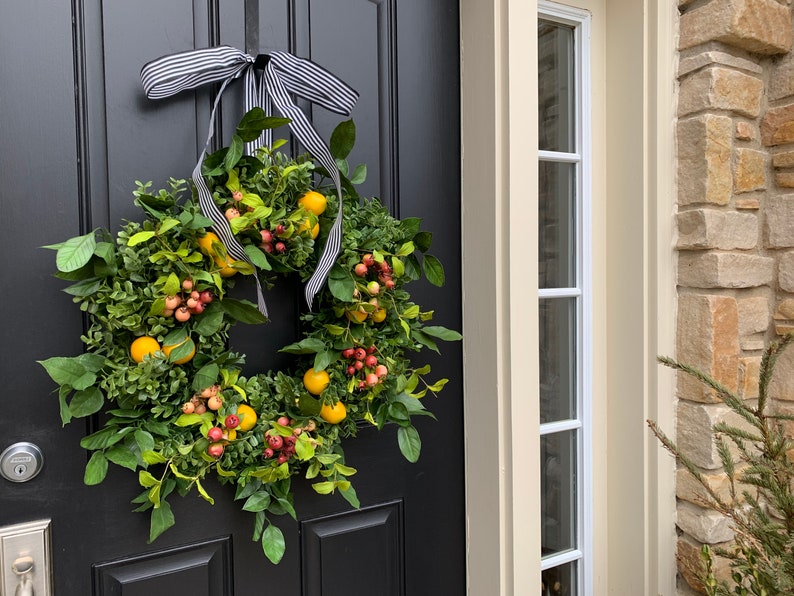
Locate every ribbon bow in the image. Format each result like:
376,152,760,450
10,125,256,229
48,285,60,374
141,46,359,316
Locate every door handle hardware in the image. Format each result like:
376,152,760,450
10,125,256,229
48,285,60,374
0,444,43,483
0,520,51,596
11,555,34,596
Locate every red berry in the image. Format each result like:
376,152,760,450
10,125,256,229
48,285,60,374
275,242,286,253
354,263,368,277
277,454,289,464
268,435,284,450
275,224,286,235
207,443,224,458
375,364,388,378
341,348,355,359
277,416,291,427
165,295,181,310
385,279,395,290
365,355,378,368
181,402,195,414
225,414,240,429
365,373,379,386
263,448,274,458
174,307,191,322
347,365,356,376
366,281,380,296
354,360,364,371
225,207,240,220
284,436,296,447
260,229,273,243
354,348,367,361
182,279,194,291
207,427,224,442
362,253,375,267
199,290,214,304
366,345,377,354
186,297,198,309
262,242,274,253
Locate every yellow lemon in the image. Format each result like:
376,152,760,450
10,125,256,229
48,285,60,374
303,368,330,395
162,337,195,364
298,190,327,216
130,336,161,363
236,404,258,431
320,401,347,424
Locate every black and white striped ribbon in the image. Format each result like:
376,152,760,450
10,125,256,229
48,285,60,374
141,46,358,314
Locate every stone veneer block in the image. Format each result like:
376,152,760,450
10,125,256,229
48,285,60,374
775,298,794,319
676,294,739,403
768,347,794,400
735,120,756,141
678,534,734,592
679,67,763,118
679,0,793,55
677,401,741,469
737,296,769,335
739,356,761,399
772,150,794,168
736,195,761,209
679,50,763,78
676,209,758,250
779,252,794,292
770,45,794,100
677,501,735,544
764,195,794,247
676,467,735,505
734,148,766,193
678,252,774,288
762,102,794,146
775,172,794,188
678,115,733,205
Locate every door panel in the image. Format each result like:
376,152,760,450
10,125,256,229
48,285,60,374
0,2,462,594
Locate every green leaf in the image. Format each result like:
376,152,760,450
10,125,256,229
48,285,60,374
135,429,155,453
106,445,139,471
330,119,356,159
294,434,315,461
141,450,167,465
139,470,159,488
422,254,445,287
397,425,422,463
149,499,175,543
84,451,108,485
339,484,360,508
334,463,357,476
236,108,291,142
195,479,215,505
175,413,205,427
193,308,224,336
349,163,367,185
38,356,102,390
162,327,188,347
219,298,268,324
224,135,244,171
81,427,127,450
127,231,156,246
244,244,272,271
279,337,325,354
313,349,335,372
312,481,336,495
328,265,355,301
396,241,415,257
58,386,72,426
414,231,433,252
299,393,322,416
391,257,405,278
262,523,286,565
421,325,462,342
63,278,102,297
69,386,104,417
54,232,97,272
243,490,271,512
192,363,219,392
399,217,422,238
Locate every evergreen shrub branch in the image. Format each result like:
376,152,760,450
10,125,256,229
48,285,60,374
649,335,794,595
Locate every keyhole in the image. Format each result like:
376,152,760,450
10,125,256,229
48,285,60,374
13,464,27,476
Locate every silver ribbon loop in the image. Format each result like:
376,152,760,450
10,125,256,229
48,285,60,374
140,46,358,313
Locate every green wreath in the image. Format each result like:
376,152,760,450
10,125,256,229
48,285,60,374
39,112,460,563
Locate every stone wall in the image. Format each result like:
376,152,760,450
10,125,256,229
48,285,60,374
675,0,793,593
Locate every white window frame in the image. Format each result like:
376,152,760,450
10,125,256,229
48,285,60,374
537,3,592,594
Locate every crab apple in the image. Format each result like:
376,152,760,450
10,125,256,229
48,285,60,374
189,302,205,314
261,242,274,253
293,427,302,436
182,278,194,291
346,365,356,376
385,278,395,290
365,355,378,368
341,348,355,359
165,295,181,310
263,448,274,458
366,345,377,354
305,419,317,432
268,435,284,450
199,290,214,304
362,253,375,267
354,360,364,371
181,402,195,414
375,364,388,378
354,263,368,277
190,290,200,300
275,223,286,235
207,394,223,411
207,443,224,458
207,426,224,442
275,242,286,253
366,373,379,387
379,260,392,273
277,454,289,464
186,297,198,309
162,309,174,317
174,307,191,322
232,190,243,201
284,435,296,447
366,281,380,296
354,348,367,361
260,229,273,243
194,403,207,415
277,416,291,427
225,414,240,430
358,380,367,390
225,207,240,220
200,386,214,399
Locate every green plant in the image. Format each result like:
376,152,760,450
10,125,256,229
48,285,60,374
649,335,794,595
38,111,460,564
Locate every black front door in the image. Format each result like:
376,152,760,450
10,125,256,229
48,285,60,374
0,1,462,594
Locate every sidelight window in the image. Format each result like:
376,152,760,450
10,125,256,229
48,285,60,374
538,3,591,595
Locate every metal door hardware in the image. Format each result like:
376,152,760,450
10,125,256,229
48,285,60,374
0,444,43,483
0,520,51,596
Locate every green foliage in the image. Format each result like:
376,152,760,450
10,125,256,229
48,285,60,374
39,113,460,564
650,335,794,595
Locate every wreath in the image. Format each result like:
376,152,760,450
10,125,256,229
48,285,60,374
39,112,460,563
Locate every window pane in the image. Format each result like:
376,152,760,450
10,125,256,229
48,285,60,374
539,160,576,289
541,430,577,554
538,20,575,152
541,561,578,596
540,297,576,423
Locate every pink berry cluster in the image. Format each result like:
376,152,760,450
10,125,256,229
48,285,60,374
258,225,289,256
341,346,389,390
181,384,223,415
205,413,240,458
353,253,396,292
262,417,318,464
163,278,213,323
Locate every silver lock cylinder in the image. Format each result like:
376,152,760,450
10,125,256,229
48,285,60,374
0,443,43,483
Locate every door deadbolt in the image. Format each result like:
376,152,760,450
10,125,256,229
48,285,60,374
0,443,43,483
